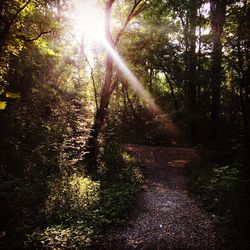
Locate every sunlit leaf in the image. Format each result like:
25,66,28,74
6,92,21,99
0,87,5,95
0,101,7,110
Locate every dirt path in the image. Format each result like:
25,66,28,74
100,144,221,249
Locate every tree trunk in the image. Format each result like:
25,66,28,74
210,0,226,139
187,0,198,143
187,0,197,114
164,72,178,110
236,0,249,132
84,0,149,174
84,0,115,174
149,66,153,93
85,54,114,173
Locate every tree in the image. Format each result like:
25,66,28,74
85,0,149,173
0,0,59,109
209,0,227,138
140,0,201,141
223,0,250,134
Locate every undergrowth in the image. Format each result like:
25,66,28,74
189,146,250,249
23,148,144,249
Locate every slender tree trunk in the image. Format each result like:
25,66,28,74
210,0,226,139
164,72,178,110
84,0,115,174
122,82,128,123
84,0,149,174
239,80,248,130
149,66,153,93
197,7,202,104
187,0,197,114
236,0,249,132
229,81,235,124
85,54,114,173
187,0,198,142
123,80,137,118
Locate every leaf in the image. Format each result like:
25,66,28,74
6,92,21,99
0,101,7,110
0,87,5,95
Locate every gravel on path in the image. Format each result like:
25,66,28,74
99,144,222,250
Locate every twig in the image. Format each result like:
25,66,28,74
16,31,51,42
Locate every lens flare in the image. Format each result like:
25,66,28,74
71,0,105,41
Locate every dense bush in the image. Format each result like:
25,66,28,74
24,147,143,249
190,160,250,248
25,224,94,249
43,175,100,223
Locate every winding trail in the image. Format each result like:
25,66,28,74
100,144,222,249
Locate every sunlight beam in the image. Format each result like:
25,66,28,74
103,39,160,114
70,0,183,144
102,39,182,144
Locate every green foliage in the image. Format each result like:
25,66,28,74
191,164,245,215
98,182,139,224
5,91,21,98
44,175,100,223
26,224,94,249
25,176,100,249
120,152,144,185
1,0,249,249
25,148,143,249
0,101,7,110
0,89,21,109
0,0,62,111
190,160,250,248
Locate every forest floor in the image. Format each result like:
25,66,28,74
98,144,224,250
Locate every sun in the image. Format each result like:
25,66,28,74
71,0,105,42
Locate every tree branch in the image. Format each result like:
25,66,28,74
105,0,116,46
16,30,51,42
70,32,99,109
0,0,32,39
115,0,149,45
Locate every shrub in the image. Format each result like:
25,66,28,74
25,145,144,249
43,175,100,223
25,223,94,249
190,162,250,248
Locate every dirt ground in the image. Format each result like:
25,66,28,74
98,144,224,250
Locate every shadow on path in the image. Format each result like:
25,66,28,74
99,144,222,250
